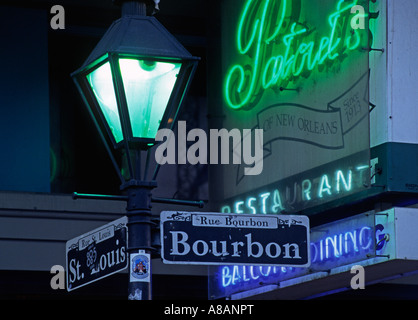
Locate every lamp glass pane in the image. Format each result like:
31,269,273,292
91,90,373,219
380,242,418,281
87,62,124,144
119,58,182,140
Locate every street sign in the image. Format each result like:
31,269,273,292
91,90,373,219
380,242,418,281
161,211,310,267
66,216,128,291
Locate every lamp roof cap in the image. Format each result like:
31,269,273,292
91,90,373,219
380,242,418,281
80,15,196,70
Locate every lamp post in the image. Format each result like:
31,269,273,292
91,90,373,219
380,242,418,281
71,0,199,300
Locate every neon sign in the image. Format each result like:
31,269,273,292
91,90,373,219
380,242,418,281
220,225,373,288
220,163,369,215
310,226,372,263
224,0,367,110
209,213,382,298
221,226,373,288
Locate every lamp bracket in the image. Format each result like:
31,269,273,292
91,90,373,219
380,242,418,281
73,191,206,208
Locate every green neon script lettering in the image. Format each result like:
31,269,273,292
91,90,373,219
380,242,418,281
224,0,364,110
225,0,283,110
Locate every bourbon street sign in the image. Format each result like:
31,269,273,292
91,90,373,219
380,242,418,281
161,211,310,267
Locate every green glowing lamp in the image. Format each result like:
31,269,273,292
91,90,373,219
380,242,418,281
85,58,182,144
72,2,199,150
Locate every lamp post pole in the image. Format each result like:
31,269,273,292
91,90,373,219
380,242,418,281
118,0,157,300
123,180,157,300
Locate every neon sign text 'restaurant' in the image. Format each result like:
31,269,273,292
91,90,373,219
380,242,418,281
224,0,366,110
220,165,369,215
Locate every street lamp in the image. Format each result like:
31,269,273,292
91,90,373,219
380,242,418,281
71,0,199,300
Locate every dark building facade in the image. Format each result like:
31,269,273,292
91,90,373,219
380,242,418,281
0,0,418,300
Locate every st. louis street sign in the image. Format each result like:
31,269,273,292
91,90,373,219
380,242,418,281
66,216,128,291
